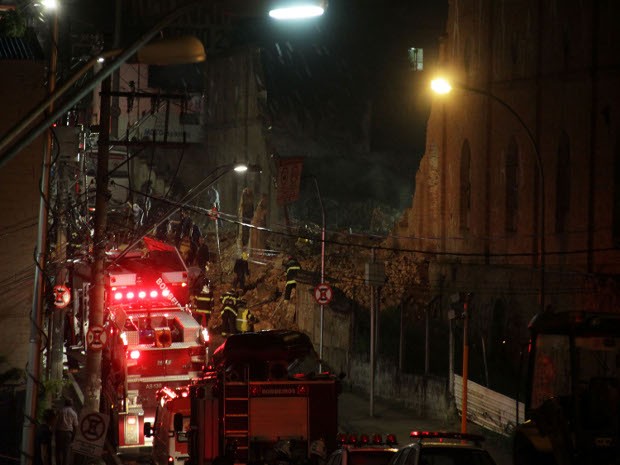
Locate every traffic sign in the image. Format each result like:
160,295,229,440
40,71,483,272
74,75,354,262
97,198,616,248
72,410,109,457
86,325,107,351
314,283,333,305
53,285,71,309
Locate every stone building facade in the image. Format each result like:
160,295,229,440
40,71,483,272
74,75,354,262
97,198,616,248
394,0,620,386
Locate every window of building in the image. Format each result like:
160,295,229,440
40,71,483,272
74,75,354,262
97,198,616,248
555,132,571,234
408,47,423,71
505,137,519,233
459,140,471,232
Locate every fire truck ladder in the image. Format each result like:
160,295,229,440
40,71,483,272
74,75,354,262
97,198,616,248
223,364,250,464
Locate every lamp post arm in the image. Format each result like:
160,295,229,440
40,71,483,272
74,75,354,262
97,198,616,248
0,0,202,169
457,84,545,313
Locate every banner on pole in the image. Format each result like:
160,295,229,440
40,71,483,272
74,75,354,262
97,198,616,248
277,157,304,205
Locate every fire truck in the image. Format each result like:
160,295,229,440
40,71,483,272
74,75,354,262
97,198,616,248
513,310,620,465
176,330,341,465
100,236,209,455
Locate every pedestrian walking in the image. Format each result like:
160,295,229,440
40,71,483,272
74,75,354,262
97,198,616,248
283,256,301,301
55,398,78,465
233,252,250,291
35,409,56,465
220,289,238,336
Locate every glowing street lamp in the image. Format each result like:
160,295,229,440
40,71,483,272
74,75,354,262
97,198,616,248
269,0,326,20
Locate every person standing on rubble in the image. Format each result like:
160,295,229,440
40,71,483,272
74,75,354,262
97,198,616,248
283,255,301,301
220,289,238,336
233,252,250,291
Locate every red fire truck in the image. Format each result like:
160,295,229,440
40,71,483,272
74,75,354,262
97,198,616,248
185,330,341,465
100,237,209,455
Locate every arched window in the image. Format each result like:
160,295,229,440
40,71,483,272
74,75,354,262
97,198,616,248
505,137,519,232
555,132,571,234
459,141,471,232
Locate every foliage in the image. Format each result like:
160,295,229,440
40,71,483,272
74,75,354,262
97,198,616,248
0,9,27,37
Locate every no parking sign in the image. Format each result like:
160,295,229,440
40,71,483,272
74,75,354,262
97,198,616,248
314,283,333,305
86,325,107,351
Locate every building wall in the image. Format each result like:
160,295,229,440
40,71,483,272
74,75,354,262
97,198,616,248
0,60,46,371
399,0,620,325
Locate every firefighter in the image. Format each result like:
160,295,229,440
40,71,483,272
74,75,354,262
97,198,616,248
233,252,250,291
283,255,301,301
220,289,238,336
193,279,214,327
235,299,258,333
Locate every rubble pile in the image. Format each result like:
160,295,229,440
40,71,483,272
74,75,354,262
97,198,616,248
205,227,431,335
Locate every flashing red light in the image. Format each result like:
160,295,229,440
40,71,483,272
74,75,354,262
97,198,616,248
371,433,382,444
250,385,260,396
150,290,158,298
385,434,397,445
138,291,146,299
181,390,189,398
167,456,174,463
296,385,308,395
360,434,370,445
129,350,140,360
337,433,347,444
181,282,187,287
348,434,357,444
162,289,170,297
126,291,135,299
114,292,123,300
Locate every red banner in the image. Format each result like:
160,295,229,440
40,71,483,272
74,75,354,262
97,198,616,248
277,157,304,205
143,236,177,252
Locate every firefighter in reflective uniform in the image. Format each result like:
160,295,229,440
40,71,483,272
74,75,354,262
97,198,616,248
235,299,258,333
283,256,301,301
193,280,214,326
220,289,238,336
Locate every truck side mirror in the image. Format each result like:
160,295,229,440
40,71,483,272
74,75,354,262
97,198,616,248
174,412,184,432
144,421,153,438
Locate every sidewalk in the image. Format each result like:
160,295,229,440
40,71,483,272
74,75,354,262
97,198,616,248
337,388,513,465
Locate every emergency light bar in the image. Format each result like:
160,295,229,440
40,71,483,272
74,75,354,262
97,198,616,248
337,433,397,446
112,287,171,302
409,431,484,444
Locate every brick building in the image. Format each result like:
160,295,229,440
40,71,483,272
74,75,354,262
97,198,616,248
0,35,46,372
394,1,620,388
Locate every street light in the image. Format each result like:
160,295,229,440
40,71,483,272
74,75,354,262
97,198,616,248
269,0,326,19
431,78,545,433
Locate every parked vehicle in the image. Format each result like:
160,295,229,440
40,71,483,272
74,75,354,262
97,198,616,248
145,386,192,465
513,311,620,465
388,431,497,465
185,330,342,465
326,433,398,465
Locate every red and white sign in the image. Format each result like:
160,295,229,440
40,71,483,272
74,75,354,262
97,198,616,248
53,285,71,309
86,325,107,351
277,157,304,205
314,283,333,305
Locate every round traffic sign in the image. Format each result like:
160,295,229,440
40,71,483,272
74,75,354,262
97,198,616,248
53,285,71,309
86,325,107,351
314,283,333,305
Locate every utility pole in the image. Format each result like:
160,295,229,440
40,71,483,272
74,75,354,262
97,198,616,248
82,75,111,411
21,10,58,465
461,293,472,433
